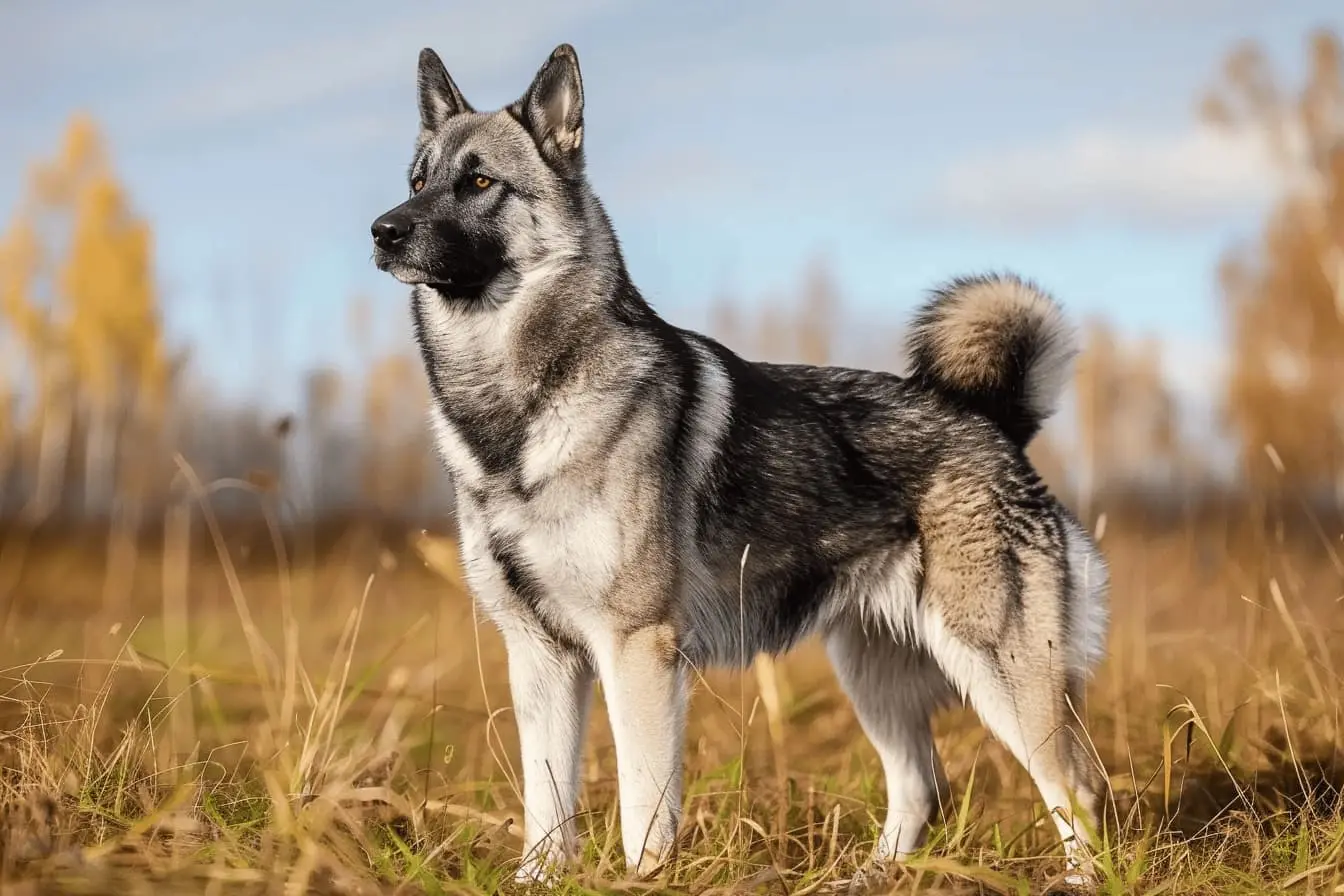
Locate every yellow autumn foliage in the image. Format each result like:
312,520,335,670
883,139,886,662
3,31,1343,520
1206,27,1344,494
0,113,169,515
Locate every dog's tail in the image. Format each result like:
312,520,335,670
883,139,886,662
905,273,1076,449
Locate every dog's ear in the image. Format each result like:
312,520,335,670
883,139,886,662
418,48,472,130
516,44,584,166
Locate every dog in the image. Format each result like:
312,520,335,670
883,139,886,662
371,43,1110,885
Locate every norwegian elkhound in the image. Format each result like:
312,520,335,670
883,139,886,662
371,43,1109,885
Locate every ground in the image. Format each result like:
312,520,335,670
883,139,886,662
1,502,1342,895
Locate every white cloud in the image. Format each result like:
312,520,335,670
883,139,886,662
926,124,1284,231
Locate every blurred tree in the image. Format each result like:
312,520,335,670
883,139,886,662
303,367,344,510
361,352,430,515
706,255,841,365
796,257,839,366
1205,28,1344,497
707,287,751,364
0,114,169,519
1074,318,1186,505
0,212,71,520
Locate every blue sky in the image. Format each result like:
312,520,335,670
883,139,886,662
2,0,1339,414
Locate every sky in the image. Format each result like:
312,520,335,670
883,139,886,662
1,0,1340,416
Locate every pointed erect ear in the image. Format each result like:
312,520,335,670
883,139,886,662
418,48,472,130
517,44,584,165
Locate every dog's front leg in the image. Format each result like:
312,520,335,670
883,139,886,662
502,622,595,882
595,623,687,877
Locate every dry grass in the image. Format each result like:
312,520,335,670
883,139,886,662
2,490,1344,895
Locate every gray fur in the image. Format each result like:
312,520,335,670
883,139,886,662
371,43,1111,885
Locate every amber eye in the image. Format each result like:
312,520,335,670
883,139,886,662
412,178,425,193
474,175,493,190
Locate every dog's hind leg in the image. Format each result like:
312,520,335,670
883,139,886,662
826,617,955,862
920,563,1105,885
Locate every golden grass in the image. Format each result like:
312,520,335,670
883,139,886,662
2,492,1343,895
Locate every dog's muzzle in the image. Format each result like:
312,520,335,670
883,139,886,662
370,210,508,300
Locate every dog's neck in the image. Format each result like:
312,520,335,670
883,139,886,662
413,252,640,393
499,183,650,326
412,224,659,494
412,177,661,427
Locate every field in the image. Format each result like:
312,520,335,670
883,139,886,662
3,490,1343,896
4,16,1343,896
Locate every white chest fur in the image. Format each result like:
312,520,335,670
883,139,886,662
433,405,633,635
414,283,663,639
499,483,622,601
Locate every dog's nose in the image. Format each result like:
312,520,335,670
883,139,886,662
371,213,414,249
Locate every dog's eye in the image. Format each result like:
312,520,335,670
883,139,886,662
474,175,493,190
412,178,425,193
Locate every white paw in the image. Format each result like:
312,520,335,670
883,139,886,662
630,846,674,879
1056,855,1097,892
514,848,570,885
846,860,902,895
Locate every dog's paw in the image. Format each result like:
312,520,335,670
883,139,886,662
514,859,564,886
844,858,904,895
1045,856,1097,895
630,846,675,881
513,846,574,886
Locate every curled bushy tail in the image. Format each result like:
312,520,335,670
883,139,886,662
905,273,1076,448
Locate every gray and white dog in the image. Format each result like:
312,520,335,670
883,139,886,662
371,43,1110,884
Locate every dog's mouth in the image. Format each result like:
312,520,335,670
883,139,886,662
375,254,502,301
376,248,505,298
423,279,489,300
373,254,427,284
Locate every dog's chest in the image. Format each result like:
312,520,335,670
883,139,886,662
456,478,627,641
419,298,621,491
434,408,630,620
416,290,648,628
497,484,623,600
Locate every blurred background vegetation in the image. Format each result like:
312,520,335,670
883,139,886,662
1,31,1342,529
0,19,1343,896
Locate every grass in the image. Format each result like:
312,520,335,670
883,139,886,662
2,489,1343,895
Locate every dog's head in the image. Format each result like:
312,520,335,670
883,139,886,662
371,44,590,302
